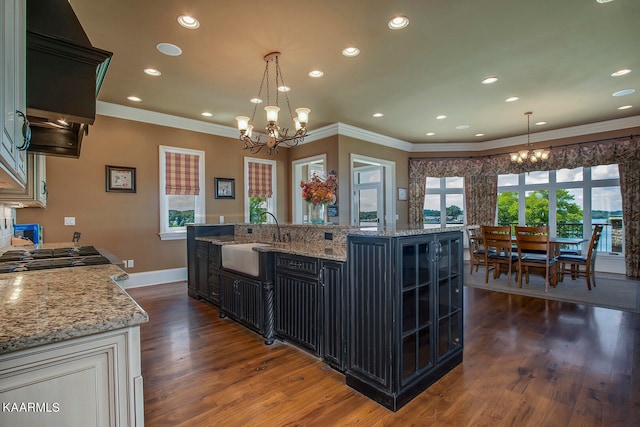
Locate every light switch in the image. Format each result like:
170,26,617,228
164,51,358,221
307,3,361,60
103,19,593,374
64,217,76,226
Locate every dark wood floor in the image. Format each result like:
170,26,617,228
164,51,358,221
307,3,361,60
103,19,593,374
127,281,640,426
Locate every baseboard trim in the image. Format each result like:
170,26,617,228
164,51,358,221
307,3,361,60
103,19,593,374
121,267,187,289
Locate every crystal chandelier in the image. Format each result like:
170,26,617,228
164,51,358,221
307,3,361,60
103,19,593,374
235,52,310,155
510,112,550,164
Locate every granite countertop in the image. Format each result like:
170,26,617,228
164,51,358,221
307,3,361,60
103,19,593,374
196,236,347,261
0,264,149,355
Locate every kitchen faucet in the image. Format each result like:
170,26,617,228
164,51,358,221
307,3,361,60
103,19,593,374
264,211,282,242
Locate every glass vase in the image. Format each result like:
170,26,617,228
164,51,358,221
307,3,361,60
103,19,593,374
308,203,326,224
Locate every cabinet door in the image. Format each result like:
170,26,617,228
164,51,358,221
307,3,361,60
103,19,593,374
219,272,236,315
435,232,463,360
398,237,434,385
208,244,221,305
234,278,263,332
321,260,346,370
195,241,209,298
275,270,320,355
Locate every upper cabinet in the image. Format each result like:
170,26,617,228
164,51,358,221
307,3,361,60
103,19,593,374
0,153,46,207
1,0,28,189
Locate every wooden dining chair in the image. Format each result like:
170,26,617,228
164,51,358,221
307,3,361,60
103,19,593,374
557,225,603,290
466,226,486,275
482,225,517,285
514,226,557,292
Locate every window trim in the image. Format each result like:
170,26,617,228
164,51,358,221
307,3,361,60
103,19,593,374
159,145,205,240
244,157,277,223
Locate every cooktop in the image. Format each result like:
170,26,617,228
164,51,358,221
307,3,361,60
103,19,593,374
0,246,111,273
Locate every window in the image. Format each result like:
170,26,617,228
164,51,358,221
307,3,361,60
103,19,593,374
497,165,622,254
244,157,277,223
159,146,205,240
423,177,464,229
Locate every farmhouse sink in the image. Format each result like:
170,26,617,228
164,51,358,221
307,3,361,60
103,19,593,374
221,243,270,277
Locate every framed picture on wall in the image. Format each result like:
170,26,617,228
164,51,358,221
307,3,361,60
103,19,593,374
215,178,235,199
398,187,407,201
106,165,136,193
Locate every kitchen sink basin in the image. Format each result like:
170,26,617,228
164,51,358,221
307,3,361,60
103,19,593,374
221,243,270,277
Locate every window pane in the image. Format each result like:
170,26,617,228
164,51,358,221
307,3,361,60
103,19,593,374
524,171,549,185
425,177,440,189
498,174,518,186
592,164,619,180
497,192,518,226
168,195,195,228
557,167,583,182
445,177,463,188
249,197,268,223
592,186,623,253
356,169,381,184
525,190,549,226
445,194,464,227
423,194,441,228
556,189,583,238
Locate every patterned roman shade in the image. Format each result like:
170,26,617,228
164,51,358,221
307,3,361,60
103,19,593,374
165,152,200,195
248,162,273,198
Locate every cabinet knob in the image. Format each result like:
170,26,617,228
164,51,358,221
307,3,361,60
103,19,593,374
15,110,31,150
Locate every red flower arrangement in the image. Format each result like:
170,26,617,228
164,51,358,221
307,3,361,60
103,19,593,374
300,172,338,205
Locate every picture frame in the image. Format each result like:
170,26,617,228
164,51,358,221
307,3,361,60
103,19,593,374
106,165,136,193
215,178,235,199
398,187,408,201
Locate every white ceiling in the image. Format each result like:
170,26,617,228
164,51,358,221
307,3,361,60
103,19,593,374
70,0,640,146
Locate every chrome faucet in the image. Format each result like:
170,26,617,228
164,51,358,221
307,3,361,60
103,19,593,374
264,211,281,242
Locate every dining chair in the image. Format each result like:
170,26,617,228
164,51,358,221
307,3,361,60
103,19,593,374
557,225,603,290
482,225,517,285
466,226,486,275
514,226,557,292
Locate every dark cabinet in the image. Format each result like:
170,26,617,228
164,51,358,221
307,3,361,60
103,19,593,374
186,224,234,299
195,241,210,299
274,254,347,369
208,244,221,305
220,271,264,334
347,231,463,411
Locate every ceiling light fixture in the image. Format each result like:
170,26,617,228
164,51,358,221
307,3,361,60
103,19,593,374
510,112,549,164
127,96,142,102
201,112,213,117
618,105,633,110
177,15,200,29
373,113,384,117
426,132,435,136
308,70,324,78
388,16,409,30
342,47,360,57
611,69,631,77
436,115,447,120
144,68,161,76
612,89,635,96
156,43,182,56
505,96,519,102
481,76,499,84
235,52,310,155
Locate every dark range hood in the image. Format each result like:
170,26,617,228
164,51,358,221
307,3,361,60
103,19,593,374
26,0,112,158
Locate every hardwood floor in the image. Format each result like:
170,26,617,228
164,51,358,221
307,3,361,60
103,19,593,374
127,282,640,426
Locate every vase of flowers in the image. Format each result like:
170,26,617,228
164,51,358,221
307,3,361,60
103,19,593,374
300,172,338,224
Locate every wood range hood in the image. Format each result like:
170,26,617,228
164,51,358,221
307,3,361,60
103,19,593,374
25,0,112,158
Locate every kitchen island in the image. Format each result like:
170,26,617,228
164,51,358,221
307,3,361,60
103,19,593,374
0,248,148,427
188,223,463,411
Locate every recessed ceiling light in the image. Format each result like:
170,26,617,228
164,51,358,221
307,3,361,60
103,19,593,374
144,68,161,76
596,0,614,3
277,86,291,92
481,76,499,84
475,133,485,137
611,69,631,77
156,43,182,56
373,113,383,118
436,115,447,120
618,105,633,110
177,15,200,29
127,96,142,102
388,16,409,30
456,125,470,130
505,96,519,102
426,132,436,136
308,70,324,78
612,89,635,96
201,112,213,117
250,98,263,104
342,47,360,57
535,121,547,126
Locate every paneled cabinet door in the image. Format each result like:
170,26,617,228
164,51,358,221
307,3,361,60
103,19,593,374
1,0,27,189
195,241,209,298
219,272,263,334
321,260,347,371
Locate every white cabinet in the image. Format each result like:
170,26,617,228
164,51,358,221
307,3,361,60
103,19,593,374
1,0,28,190
0,153,47,207
0,326,145,427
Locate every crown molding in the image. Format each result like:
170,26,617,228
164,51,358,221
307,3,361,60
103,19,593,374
97,102,639,153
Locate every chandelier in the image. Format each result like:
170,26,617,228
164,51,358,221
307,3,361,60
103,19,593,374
510,111,550,164
235,52,310,155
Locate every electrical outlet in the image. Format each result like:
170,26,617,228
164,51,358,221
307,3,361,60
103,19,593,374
324,232,333,240
219,215,224,224
127,259,134,268
64,217,75,226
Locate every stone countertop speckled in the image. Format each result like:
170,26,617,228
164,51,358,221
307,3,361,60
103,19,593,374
196,236,347,261
0,264,149,355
